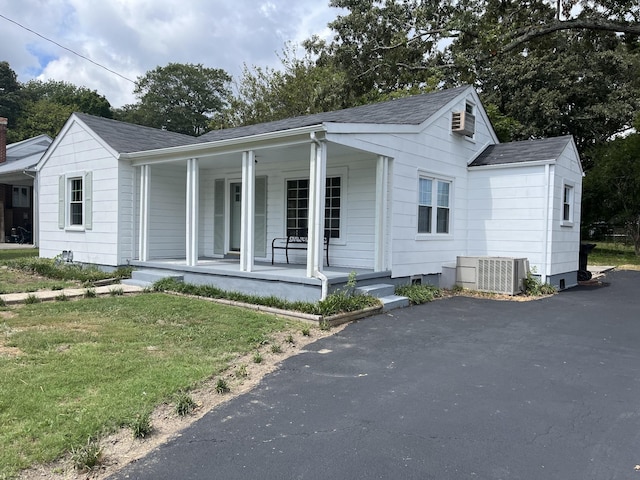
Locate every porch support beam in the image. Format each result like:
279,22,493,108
374,155,390,271
138,165,150,262
240,150,255,272
186,158,199,267
307,136,326,278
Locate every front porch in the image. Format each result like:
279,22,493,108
128,258,396,302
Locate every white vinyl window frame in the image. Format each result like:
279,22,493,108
561,181,574,227
58,172,93,231
284,167,347,243
417,173,453,238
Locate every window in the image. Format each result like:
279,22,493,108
59,172,92,230
563,184,573,223
418,176,451,234
12,186,30,208
286,177,341,238
69,177,84,226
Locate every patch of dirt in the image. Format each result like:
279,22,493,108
18,324,345,480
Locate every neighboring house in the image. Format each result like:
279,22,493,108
36,86,583,301
0,117,52,244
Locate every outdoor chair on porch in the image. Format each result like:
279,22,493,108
271,229,330,266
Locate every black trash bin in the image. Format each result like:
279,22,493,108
578,243,596,281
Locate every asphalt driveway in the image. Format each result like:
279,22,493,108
112,270,640,480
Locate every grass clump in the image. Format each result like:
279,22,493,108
215,378,230,394
174,391,197,417
301,326,311,336
84,288,96,298
70,438,102,472
130,412,152,439
109,287,124,296
253,352,263,364
271,344,282,354
235,364,248,378
55,293,69,302
395,283,443,305
285,334,294,344
24,293,41,304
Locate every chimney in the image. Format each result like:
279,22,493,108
0,117,7,164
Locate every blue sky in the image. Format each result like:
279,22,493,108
0,0,339,107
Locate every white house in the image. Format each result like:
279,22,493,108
0,117,52,244
36,86,583,302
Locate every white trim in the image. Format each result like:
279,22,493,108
240,151,255,272
138,165,150,261
374,156,390,271
415,171,454,238
307,138,326,277
561,180,576,227
186,158,199,266
468,159,557,170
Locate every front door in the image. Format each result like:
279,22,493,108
229,182,242,252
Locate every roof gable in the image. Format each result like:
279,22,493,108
470,136,575,167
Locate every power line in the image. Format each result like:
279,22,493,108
0,13,136,84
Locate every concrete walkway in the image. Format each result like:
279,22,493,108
0,284,144,305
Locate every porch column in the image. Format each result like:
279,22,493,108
374,155,390,271
138,165,150,262
186,158,199,267
240,150,255,272
307,137,326,277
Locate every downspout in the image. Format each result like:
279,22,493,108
310,132,329,300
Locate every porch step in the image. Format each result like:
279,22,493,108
379,295,410,312
122,269,185,288
356,284,410,312
356,283,396,298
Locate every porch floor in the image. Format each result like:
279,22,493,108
129,258,392,303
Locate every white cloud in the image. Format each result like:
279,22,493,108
0,0,339,107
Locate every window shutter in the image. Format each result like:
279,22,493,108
58,175,65,229
84,171,93,230
213,179,224,255
254,176,267,257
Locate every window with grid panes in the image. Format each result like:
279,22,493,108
418,176,451,234
69,177,83,226
286,177,341,238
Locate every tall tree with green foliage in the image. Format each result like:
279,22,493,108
583,124,640,254
213,45,349,128
305,0,640,147
0,61,22,139
121,63,231,136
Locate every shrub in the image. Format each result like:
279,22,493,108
523,271,557,296
395,284,443,304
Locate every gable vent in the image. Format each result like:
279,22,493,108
452,111,475,137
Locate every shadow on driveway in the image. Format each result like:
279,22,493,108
111,270,640,480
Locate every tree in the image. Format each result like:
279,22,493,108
583,127,640,254
0,61,22,139
213,45,349,128
21,80,112,119
131,63,231,136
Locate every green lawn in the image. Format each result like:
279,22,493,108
587,241,640,267
0,293,299,478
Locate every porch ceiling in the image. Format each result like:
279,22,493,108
165,141,375,170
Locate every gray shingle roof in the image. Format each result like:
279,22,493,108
73,86,470,154
74,113,201,153
199,86,469,142
470,136,573,167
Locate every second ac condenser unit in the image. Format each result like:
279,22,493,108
456,256,529,295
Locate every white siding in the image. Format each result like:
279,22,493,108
467,165,547,269
549,143,583,276
38,122,121,266
147,164,187,259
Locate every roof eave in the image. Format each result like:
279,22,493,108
468,158,557,170
119,124,327,163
